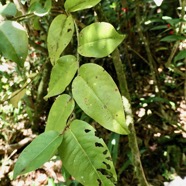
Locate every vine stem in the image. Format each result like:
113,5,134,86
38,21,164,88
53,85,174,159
112,49,149,186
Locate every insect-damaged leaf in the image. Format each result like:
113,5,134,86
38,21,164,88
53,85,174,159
58,120,117,186
78,22,125,58
72,63,129,135
13,131,63,178
64,0,101,12
45,55,78,99
0,21,28,67
47,14,74,65
45,94,74,132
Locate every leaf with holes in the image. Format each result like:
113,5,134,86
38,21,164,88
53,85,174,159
78,22,125,58
45,55,78,99
59,120,117,186
45,94,74,132
47,14,74,65
13,131,63,178
72,63,129,134
0,21,28,67
64,0,101,12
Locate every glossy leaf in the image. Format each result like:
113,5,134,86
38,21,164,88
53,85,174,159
72,63,129,134
47,14,74,65
13,131,63,178
64,0,101,12
0,2,17,17
45,94,74,132
59,120,117,186
45,55,78,99
29,0,51,16
0,21,28,67
78,22,125,58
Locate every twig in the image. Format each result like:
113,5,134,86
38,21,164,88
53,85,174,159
112,49,149,186
0,136,35,155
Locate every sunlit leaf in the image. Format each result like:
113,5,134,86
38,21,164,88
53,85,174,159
13,131,63,178
72,63,129,134
59,120,117,186
45,55,78,99
10,88,26,107
47,14,74,65
153,0,163,6
78,22,125,58
45,94,74,132
0,2,17,17
64,0,101,12
0,21,28,67
29,0,51,16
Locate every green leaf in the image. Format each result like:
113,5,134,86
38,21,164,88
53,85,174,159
13,131,63,178
72,63,129,134
45,55,78,99
47,14,74,65
10,88,26,107
59,120,117,186
29,0,51,16
160,35,186,42
0,2,17,17
64,0,101,12
45,94,75,132
0,21,28,67
78,22,125,58
174,50,186,62
150,25,168,31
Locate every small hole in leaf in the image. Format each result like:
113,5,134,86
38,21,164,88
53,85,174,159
95,142,104,147
97,179,102,186
103,150,108,155
85,129,91,133
97,168,108,176
103,161,111,169
67,28,72,32
106,156,112,161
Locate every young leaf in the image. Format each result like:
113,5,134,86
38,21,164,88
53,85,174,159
72,63,129,135
45,94,75,132
45,55,78,99
13,131,63,178
0,21,28,67
59,120,117,186
47,14,74,65
78,22,125,58
64,0,101,12
29,0,51,16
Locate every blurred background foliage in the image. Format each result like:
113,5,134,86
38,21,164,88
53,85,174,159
0,0,186,185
